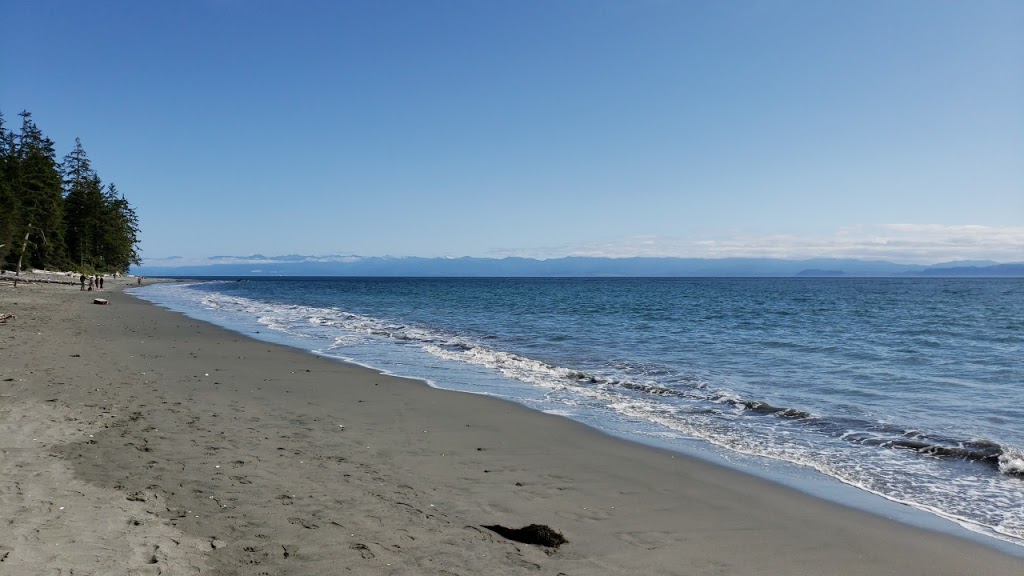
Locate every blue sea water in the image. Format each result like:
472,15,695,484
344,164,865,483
132,277,1024,549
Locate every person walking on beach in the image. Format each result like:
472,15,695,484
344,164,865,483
87,276,93,291
79,274,86,291
99,275,104,289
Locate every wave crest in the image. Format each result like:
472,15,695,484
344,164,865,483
999,447,1024,476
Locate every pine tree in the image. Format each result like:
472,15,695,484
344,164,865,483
99,182,141,272
62,137,104,269
0,112,17,263
11,111,66,272
0,108,142,274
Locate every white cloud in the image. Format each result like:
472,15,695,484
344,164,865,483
490,224,1024,264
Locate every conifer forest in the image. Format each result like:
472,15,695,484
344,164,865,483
0,110,141,274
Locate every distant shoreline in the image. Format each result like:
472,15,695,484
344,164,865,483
133,255,1024,278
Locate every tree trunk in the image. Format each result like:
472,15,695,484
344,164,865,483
15,229,30,276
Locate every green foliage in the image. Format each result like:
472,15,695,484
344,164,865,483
98,183,141,271
0,113,16,261
0,109,142,273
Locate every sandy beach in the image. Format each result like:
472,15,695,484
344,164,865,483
1,280,1022,575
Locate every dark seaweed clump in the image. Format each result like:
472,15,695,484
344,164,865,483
483,524,568,548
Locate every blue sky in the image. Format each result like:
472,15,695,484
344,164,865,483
2,0,1021,264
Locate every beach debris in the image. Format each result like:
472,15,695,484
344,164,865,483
93,298,108,305
0,313,15,323
211,538,226,550
482,524,568,548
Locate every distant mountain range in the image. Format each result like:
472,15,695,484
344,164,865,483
132,255,1024,278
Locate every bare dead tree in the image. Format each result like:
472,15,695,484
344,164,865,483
15,224,46,276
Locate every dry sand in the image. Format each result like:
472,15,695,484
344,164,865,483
1,280,1022,575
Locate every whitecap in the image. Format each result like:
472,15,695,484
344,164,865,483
998,447,1024,476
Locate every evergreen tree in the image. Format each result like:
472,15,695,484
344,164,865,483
61,140,141,273
11,111,66,272
0,108,142,274
0,112,17,262
62,137,105,269
99,183,141,272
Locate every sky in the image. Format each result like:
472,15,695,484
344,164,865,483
2,0,1021,265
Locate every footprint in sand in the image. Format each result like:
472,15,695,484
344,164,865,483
350,543,375,559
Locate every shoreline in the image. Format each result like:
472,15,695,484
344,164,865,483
135,276,1024,555
2,282,1022,574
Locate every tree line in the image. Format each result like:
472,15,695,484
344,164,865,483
0,109,140,274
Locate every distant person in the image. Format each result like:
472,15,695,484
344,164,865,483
79,274,86,291
137,276,142,285
88,276,94,291
99,276,104,289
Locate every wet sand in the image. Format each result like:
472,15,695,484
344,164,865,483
1,281,1022,575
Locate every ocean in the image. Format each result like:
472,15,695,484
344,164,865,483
131,277,1024,550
